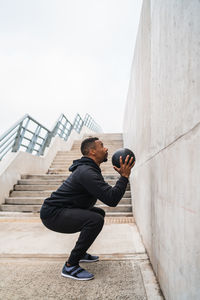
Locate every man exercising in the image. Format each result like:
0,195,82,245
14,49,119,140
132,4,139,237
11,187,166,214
40,137,135,281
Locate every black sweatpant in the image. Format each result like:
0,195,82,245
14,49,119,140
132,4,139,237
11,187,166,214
40,205,105,266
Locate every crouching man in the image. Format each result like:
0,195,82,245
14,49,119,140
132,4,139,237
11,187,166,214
40,137,135,280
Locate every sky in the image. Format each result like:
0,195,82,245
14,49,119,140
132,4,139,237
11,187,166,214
0,0,142,134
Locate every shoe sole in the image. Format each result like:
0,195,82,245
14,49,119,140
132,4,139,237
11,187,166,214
61,272,94,281
79,258,99,263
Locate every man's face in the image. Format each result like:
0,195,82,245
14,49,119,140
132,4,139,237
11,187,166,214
93,140,108,163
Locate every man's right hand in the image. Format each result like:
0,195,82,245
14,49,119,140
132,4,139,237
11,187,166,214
113,155,135,178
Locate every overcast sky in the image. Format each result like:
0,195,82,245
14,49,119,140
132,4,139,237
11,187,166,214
0,0,142,134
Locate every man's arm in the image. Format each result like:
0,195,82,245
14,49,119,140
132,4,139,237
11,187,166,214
79,168,129,207
79,155,135,207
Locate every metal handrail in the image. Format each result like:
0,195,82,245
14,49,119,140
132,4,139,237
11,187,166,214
0,114,51,160
84,113,102,133
73,113,84,133
0,112,102,161
52,114,73,140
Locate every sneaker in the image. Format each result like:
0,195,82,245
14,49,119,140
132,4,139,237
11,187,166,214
79,253,99,263
61,263,94,281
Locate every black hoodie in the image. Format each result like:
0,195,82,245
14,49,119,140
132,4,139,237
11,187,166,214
41,157,128,218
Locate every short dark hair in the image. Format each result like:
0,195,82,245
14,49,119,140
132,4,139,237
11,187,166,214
81,137,99,155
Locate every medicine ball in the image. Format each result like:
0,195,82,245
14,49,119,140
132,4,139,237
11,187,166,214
112,148,135,168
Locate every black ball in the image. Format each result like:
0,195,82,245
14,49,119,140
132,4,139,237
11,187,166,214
112,148,135,168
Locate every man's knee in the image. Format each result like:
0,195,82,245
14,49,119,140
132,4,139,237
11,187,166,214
98,208,105,218
90,206,105,218
91,213,104,228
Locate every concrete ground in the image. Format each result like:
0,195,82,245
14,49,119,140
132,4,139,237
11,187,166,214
0,213,163,300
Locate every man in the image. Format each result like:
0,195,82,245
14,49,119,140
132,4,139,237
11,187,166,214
40,137,135,281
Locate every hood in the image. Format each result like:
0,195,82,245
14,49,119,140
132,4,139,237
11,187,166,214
69,156,101,172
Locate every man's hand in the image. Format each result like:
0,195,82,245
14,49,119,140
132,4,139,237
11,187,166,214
113,155,135,178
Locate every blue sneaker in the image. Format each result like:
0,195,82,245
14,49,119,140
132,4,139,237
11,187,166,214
61,263,94,281
79,253,99,263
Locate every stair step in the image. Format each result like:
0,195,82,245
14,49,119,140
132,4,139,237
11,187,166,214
20,174,69,180
70,143,123,147
50,161,114,165
10,190,131,197
11,191,52,197
17,179,130,188
50,159,115,162
72,140,123,143
48,168,118,174
105,212,133,217
5,197,44,205
54,152,120,157
21,174,121,180
47,171,119,175
51,159,77,162
5,197,131,205
0,211,133,218
53,155,81,157
55,149,122,154
14,183,130,191
72,141,123,144
14,184,60,191
48,172,119,176
59,148,122,151
99,204,132,212
0,204,132,213
57,147,123,153
50,162,115,166
18,180,65,185
0,204,41,212
55,150,121,153
82,133,122,137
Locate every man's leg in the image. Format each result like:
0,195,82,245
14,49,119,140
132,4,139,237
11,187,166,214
89,206,105,217
67,209,104,265
41,207,104,265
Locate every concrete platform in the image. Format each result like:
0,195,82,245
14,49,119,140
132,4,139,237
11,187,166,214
0,216,163,299
0,217,144,256
0,260,154,300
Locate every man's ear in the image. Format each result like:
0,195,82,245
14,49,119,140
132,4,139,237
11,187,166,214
88,146,96,156
90,148,96,155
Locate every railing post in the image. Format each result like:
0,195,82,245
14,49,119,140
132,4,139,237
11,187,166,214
38,132,51,156
26,125,41,153
12,122,23,152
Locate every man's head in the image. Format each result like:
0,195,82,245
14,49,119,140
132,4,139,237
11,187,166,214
81,137,108,165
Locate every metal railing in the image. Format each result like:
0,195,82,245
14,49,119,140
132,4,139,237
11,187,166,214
51,114,73,140
0,113,102,161
84,113,102,133
0,114,51,160
73,113,84,133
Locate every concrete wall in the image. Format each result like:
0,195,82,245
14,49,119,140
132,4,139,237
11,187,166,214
123,1,200,299
0,126,94,205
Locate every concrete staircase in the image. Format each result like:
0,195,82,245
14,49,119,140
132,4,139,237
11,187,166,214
0,134,133,217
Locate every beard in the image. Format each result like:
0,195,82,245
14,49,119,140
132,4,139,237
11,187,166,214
103,153,108,162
